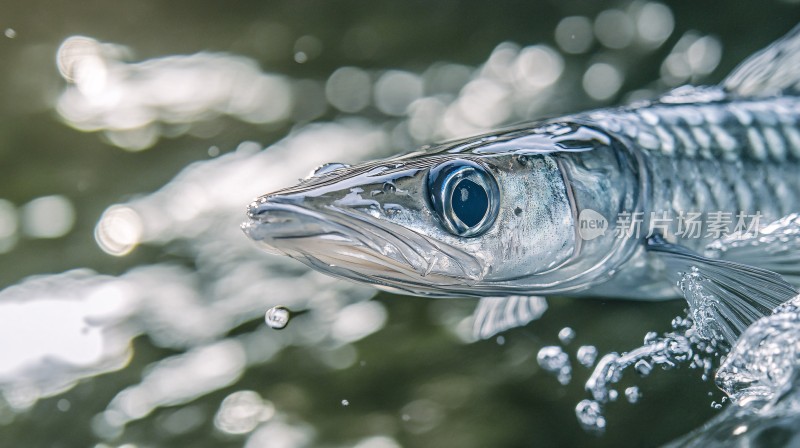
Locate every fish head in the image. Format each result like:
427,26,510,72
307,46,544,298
242,126,603,297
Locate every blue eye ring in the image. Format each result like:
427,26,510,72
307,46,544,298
427,160,500,237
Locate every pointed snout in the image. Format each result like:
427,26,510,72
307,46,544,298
242,196,337,244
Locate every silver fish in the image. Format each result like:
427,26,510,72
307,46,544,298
244,26,800,341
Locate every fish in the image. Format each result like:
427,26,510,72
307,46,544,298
243,25,800,341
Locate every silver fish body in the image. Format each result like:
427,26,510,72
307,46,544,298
243,27,800,303
570,92,800,299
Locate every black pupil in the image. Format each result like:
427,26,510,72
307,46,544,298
451,179,488,227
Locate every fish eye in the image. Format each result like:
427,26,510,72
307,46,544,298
427,160,499,237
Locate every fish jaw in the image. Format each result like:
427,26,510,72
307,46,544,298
242,196,487,294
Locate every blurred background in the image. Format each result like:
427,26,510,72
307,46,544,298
1,1,800,447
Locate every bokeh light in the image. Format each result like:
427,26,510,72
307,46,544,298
20,195,75,239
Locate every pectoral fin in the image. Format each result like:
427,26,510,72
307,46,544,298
647,235,797,343
472,295,548,340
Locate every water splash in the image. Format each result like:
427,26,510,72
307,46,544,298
578,314,726,430
666,295,800,446
716,295,800,408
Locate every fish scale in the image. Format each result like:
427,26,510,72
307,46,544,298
585,96,800,250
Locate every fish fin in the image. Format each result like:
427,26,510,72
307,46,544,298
705,213,800,286
723,24,800,97
647,235,797,343
472,295,548,340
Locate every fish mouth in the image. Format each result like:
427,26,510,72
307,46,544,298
242,198,486,294
244,200,341,242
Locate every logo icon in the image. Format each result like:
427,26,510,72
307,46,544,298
578,209,607,241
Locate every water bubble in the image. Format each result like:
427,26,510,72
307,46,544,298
624,386,641,404
577,345,598,367
537,346,572,385
711,401,722,409
558,327,576,345
496,335,505,346
265,306,291,330
341,399,350,407
575,399,606,433
554,16,594,54
4,28,16,39
57,399,71,412
643,331,658,344
608,389,618,401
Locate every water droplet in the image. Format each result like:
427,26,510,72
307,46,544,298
537,346,572,385
558,327,576,344
575,399,606,433
310,162,350,178
382,183,396,194
265,306,291,330
624,386,641,404
576,345,598,367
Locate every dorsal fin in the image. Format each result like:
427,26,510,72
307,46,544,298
723,23,800,97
